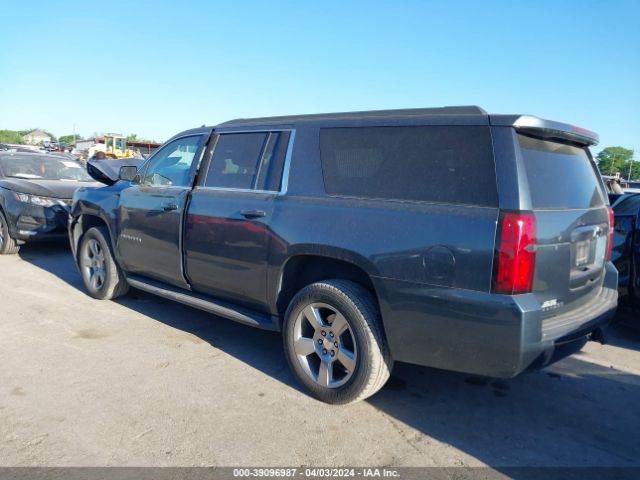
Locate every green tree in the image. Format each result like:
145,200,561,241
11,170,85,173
0,130,25,144
59,134,83,145
621,159,640,181
127,133,138,142
596,146,634,176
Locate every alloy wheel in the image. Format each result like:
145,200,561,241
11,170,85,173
292,302,358,388
80,238,106,290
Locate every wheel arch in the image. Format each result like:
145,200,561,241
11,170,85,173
72,214,116,259
275,252,380,320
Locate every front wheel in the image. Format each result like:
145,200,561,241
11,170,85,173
78,226,129,300
283,280,393,404
0,210,19,255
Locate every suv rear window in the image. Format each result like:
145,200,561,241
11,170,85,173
320,126,497,206
518,134,605,209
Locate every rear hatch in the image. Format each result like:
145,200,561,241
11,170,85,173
517,133,610,326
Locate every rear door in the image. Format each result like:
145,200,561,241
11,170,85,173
516,134,610,316
184,130,291,312
117,134,205,288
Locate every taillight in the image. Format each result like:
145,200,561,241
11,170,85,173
493,211,537,295
606,206,614,261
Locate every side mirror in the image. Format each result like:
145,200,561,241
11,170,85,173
119,166,139,183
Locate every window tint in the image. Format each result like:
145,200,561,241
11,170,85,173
319,126,497,206
205,132,290,191
143,136,202,187
518,134,605,209
613,194,640,216
260,131,290,191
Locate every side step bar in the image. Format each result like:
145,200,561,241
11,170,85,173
126,275,279,331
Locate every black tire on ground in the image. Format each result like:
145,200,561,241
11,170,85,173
0,210,19,255
78,226,129,300
283,279,393,404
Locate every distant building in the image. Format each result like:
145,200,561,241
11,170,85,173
23,130,51,145
75,139,96,151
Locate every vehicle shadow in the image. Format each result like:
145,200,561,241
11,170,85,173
16,243,640,468
369,356,640,468
606,318,640,352
116,288,302,393
17,241,84,289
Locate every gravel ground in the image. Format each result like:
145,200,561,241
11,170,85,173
1,243,639,469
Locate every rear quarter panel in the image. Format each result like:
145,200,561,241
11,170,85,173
268,126,500,366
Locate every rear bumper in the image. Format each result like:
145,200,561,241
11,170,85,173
374,262,618,378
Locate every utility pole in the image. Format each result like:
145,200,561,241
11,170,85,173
73,123,76,146
628,156,635,181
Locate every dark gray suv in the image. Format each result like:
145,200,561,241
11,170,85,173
69,106,618,404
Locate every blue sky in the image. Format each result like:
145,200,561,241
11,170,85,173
1,0,638,156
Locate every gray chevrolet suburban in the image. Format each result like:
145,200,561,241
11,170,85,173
70,106,618,404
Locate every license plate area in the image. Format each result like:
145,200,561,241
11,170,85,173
567,222,607,290
572,235,606,269
574,240,591,267
571,225,607,269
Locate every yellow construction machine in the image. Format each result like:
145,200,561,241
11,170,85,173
89,134,138,159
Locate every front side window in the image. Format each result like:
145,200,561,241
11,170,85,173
143,136,202,187
205,131,290,191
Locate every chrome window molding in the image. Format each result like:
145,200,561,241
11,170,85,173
195,186,279,195
280,129,296,195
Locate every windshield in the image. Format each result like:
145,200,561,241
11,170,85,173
0,154,93,182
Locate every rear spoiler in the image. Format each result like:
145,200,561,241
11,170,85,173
490,115,599,146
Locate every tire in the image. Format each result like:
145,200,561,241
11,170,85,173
283,280,393,404
0,210,19,255
78,226,129,300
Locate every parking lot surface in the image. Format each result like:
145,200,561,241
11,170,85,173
1,243,639,469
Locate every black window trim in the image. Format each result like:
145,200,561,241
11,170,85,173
199,128,296,195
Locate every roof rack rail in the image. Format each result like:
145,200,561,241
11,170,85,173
218,105,487,127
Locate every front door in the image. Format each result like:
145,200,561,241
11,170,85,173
117,134,205,288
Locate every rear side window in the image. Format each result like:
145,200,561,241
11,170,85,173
319,126,497,206
205,131,290,191
518,134,605,209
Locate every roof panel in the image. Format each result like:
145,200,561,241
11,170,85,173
217,106,488,128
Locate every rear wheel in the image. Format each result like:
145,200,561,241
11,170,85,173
0,210,19,255
283,280,393,404
78,226,129,300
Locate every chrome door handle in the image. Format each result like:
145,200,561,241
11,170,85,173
239,209,266,219
161,202,179,211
